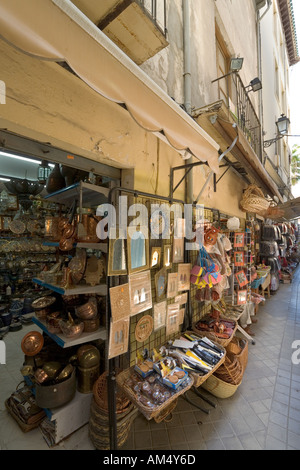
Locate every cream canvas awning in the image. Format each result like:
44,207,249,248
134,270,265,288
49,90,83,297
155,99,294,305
0,0,220,173
277,196,300,221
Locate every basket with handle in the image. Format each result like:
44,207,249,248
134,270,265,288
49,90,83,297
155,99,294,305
116,366,194,421
226,337,248,372
240,184,270,214
213,351,244,385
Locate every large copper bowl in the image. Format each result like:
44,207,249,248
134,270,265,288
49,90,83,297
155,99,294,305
75,297,98,320
21,331,44,356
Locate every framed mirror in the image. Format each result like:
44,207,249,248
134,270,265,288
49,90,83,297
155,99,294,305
127,227,149,274
155,267,167,302
172,237,184,263
108,229,127,276
150,246,161,269
163,244,172,269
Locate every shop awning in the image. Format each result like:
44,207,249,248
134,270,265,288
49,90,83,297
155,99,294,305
276,196,300,221
0,0,220,173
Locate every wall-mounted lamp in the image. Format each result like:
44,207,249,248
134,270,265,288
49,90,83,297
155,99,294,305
263,114,290,148
212,57,244,83
245,77,262,93
230,57,244,72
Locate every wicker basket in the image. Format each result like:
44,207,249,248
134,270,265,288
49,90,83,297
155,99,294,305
93,371,131,414
182,331,227,388
226,337,248,372
214,352,243,385
192,320,238,348
240,184,270,214
116,366,194,421
201,374,241,399
89,397,137,450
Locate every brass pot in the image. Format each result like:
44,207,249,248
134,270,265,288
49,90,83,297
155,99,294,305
77,344,100,368
75,214,101,243
42,361,62,379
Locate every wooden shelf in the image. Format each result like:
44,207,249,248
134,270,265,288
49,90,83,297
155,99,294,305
32,315,106,348
32,278,107,296
43,241,107,253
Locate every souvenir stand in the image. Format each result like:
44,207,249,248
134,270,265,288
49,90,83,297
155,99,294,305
3,180,110,446
105,188,230,450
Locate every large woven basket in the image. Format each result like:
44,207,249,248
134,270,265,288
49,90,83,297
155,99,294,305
116,366,194,421
192,320,238,347
226,337,248,372
214,351,243,385
201,374,241,399
93,371,131,414
182,331,226,388
240,184,270,214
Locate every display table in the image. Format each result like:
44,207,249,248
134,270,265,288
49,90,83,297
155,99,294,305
260,273,271,298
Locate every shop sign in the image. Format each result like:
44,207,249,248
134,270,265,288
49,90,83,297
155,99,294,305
0,340,6,364
96,197,205,251
292,340,300,365
0,80,6,104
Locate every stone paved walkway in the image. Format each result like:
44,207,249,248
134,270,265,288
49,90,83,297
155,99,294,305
0,268,300,450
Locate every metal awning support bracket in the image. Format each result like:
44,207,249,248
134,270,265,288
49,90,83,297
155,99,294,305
194,124,238,204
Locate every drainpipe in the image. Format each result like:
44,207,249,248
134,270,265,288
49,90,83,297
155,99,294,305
182,0,193,204
257,0,272,166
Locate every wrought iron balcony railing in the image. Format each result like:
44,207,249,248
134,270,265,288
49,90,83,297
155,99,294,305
229,73,263,161
138,0,167,37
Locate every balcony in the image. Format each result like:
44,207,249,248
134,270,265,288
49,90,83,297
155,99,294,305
228,73,262,162
71,0,168,65
193,73,283,201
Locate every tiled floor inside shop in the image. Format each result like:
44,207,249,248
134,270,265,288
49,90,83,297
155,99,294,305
1,268,300,451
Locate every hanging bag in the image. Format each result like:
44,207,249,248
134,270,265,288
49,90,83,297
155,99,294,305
190,246,222,289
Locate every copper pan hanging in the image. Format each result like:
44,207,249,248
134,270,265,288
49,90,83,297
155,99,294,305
59,200,77,251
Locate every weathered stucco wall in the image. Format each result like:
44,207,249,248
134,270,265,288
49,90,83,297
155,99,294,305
0,0,256,219
0,38,188,200
141,0,259,113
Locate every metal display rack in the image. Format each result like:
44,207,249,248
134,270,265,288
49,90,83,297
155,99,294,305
30,181,109,445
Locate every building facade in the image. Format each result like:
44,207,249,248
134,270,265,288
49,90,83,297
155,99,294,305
0,0,298,213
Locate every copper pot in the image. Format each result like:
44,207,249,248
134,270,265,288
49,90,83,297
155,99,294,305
75,214,101,243
45,216,62,241
83,316,100,332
